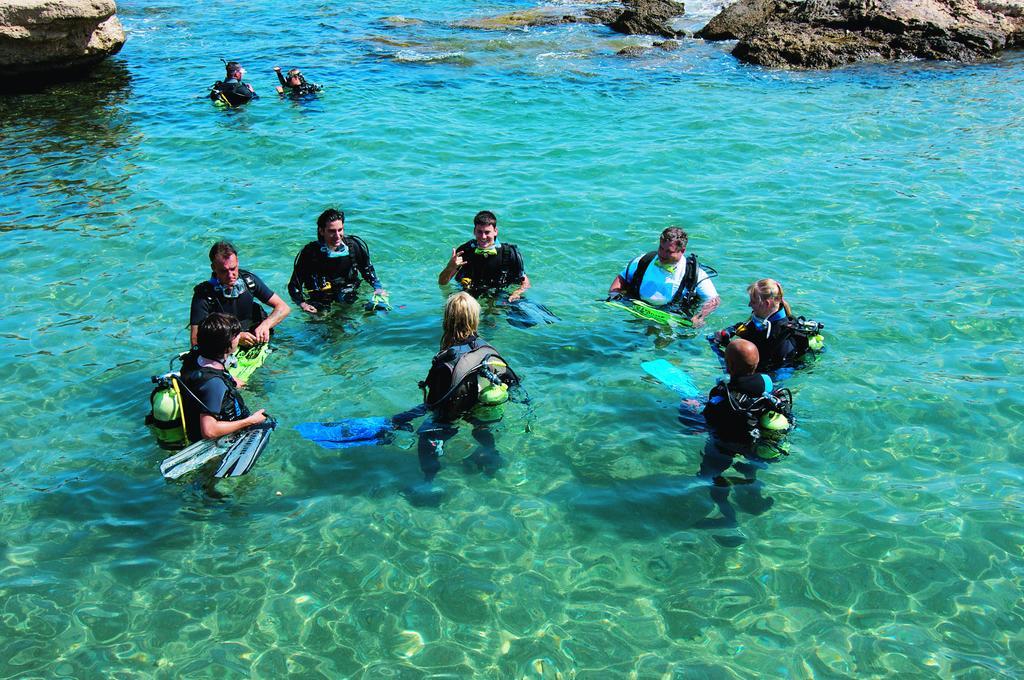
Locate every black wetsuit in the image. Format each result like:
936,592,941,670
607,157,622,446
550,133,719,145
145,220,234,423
287,237,381,309
721,310,808,373
275,71,322,96
703,373,774,447
190,271,275,333
451,241,526,297
179,353,249,443
210,78,258,107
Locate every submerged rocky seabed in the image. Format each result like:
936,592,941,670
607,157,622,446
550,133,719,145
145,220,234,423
0,0,1023,676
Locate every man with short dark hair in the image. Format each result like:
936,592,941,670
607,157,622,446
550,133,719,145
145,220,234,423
189,241,290,347
210,61,257,107
180,313,268,442
438,210,530,302
608,226,720,326
288,208,387,314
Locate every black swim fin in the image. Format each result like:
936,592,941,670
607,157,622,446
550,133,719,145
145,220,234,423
160,436,234,480
214,419,277,478
505,299,559,328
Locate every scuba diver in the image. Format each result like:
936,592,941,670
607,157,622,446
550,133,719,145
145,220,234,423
288,208,388,313
190,241,291,349
179,314,268,442
210,61,258,107
710,278,825,374
608,226,720,327
273,66,323,97
438,211,530,302
394,292,520,487
691,339,794,528
607,226,720,327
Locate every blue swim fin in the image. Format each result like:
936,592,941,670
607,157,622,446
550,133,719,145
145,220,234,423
294,417,394,449
641,359,701,399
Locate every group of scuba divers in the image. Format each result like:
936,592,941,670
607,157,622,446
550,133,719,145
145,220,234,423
149,206,826,520
209,60,322,107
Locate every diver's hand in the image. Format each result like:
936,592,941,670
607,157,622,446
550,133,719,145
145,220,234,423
246,409,267,426
237,331,259,347
508,290,523,303
606,291,626,302
300,302,318,314
448,248,465,270
373,288,388,298
252,322,271,344
273,66,281,71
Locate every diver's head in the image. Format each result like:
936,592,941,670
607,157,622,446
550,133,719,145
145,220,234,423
725,338,759,377
747,278,786,319
316,208,345,250
209,241,240,288
225,61,244,80
657,226,687,266
473,210,498,248
197,313,242,360
441,291,480,349
286,68,303,86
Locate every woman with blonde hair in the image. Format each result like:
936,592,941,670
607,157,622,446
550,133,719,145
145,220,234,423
712,278,823,373
400,292,520,486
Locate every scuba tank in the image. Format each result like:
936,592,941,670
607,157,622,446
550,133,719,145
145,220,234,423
751,389,793,461
146,372,189,450
473,357,511,422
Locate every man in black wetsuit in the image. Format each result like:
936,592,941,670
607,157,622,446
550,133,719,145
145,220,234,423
288,208,387,313
189,241,291,348
210,61,258,107
437,210,530,301
697,339,791,527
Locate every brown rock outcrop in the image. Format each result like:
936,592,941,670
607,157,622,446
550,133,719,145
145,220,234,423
697,0,1024,69
458,0,685,38
0,0,125,85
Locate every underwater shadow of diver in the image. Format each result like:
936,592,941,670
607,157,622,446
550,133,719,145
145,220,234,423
546,473,715,541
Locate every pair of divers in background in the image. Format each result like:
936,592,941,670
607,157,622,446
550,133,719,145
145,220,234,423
209,60,322,107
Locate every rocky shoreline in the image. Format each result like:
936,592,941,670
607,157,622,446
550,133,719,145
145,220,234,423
697,0,1024,69
455,0,1024,68
0,0,125,89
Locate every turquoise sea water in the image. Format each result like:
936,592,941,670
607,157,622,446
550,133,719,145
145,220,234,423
2,0,1023,675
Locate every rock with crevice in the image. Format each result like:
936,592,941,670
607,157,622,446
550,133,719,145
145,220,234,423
697,0,1024,69
0,0,125,84
604,0,686,37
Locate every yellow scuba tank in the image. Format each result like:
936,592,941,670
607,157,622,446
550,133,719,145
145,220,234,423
147,373,189,449
473,357,510,422
807,333,825,351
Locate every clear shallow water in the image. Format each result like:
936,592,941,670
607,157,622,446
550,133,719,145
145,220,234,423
1,0,1023,675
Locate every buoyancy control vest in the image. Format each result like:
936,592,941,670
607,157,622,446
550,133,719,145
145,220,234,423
626,252,716,313
704,374,793,458
420,337,520,422
178,353,250,442
210,80,255,107
733,314,825,372
193,270,268,331
292,235,371,301
455,241,526,294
